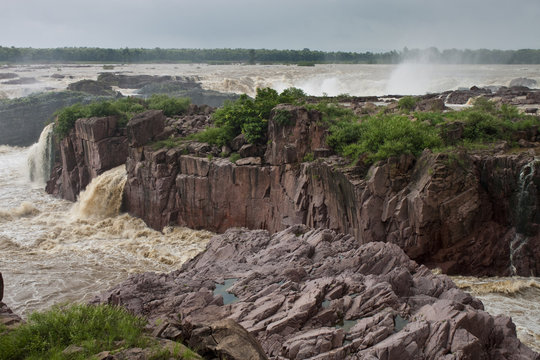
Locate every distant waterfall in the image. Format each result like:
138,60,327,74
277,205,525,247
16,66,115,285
72,166,127,219
27,123,55,185
510,158,539,275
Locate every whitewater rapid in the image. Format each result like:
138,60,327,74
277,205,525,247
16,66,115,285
1,63,540,99
0,145,213,316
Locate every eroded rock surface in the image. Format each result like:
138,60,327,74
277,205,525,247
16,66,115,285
96,226,538,359
123,105,539,276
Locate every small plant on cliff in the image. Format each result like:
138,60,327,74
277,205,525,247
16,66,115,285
273,108,293,126
54,103,90,138
397,96,418,112
229,153,241,163
147,94,190,117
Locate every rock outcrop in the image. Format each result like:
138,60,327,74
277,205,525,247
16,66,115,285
96,226,539,359
67,79,119,97
0,273,23,332
123,105,539,276
46,115,128,201
0,91,112,146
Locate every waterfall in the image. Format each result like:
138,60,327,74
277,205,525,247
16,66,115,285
72,166,127,219
510,158,539,275
27,123,55,185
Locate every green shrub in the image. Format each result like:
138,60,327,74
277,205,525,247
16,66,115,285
54,103,89,138
471,96,497,113
278,87,306,104
462,111,506,141
0,304,148,360
328,113,442,163
199,87,305,147
307,101,357,125
273,109,293,126
229,153,241,163
398,96,418,112
193,126,231,146
147,94,190,117
414,111,445,125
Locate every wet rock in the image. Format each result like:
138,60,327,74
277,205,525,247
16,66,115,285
509,77,538,88
415,98,446,112
67,79,117,96
446,87,491,104
0,302,23,330
2,77,37,85
97,73,175,89
97,226,538,359
0,73,18,80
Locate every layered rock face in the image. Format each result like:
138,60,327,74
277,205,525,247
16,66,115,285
46,116,128,201
123,105,539,276
96,226,538,359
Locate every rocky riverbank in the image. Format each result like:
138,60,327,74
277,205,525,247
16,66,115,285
95,225,539,359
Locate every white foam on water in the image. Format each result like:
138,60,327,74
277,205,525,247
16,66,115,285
452,276,540,352
0,144,213,317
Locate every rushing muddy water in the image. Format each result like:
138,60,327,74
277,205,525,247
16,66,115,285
0,145,213,316
1,63,540,99
452,276,540,352
1,63,540,352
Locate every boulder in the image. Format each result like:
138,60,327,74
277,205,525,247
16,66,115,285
509,77,538,88
67,79,117,96
415,97,446,112
184,319,268,360
127,110,165,147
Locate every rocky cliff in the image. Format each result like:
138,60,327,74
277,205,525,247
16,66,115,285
122,105,539,276
46,115,128,201
45,99,540,276
95,226,539,359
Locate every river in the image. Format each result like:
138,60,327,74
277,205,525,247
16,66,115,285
0,63,539,352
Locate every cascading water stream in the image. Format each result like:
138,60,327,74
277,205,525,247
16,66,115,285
27,123,55,185
510,157,539,275
72,166,127,220
0,126,214,317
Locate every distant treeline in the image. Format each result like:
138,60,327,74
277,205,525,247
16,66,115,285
1,46,540,64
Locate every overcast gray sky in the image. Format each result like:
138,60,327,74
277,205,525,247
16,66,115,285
2,0,539,51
